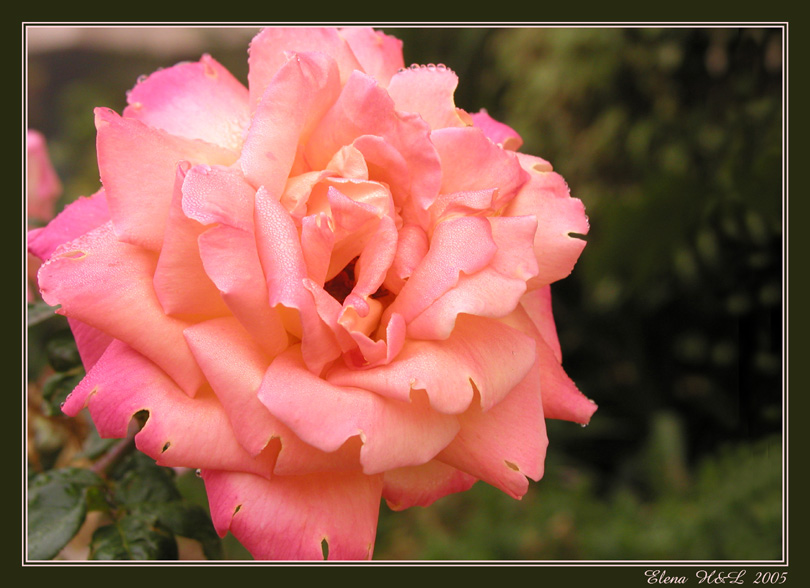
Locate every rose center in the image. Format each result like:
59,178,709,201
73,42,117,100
324,257,391,306
324,258,358,305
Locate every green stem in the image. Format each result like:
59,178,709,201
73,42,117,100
91,431,137,478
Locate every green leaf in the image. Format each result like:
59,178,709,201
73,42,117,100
27,468,106,560
27,301,61,328
90,513,178,560
110,454,221,559
46,332,82,372
41,370,84,417
131,503,223,560
111,453,181,506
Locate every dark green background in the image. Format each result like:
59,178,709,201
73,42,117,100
26,25,785,562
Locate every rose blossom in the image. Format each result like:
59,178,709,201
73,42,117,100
27,130,62,223
29,27,596,560
27,130,63,301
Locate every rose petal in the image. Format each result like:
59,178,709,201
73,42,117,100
338,27,404,87
384,216,496,327
387,64,469,130
437,355,547,499
240,51,341,198
382,460,477,511
247,27,361,110
185,316,363,474
63,340,277,477
431,126,528,209
37,222,204,395
95,107,236,251
27,189,110,262
152,162,231,318
470,109,523,151
202,469,382,560
183,317,277,456
506,155,590,288
254,186,341,372
123,54,250,152
305,71,441,225
520,286,562,363
67,317,112,371
181,165,289,357
405,215,539,340
259,346,460,474
383,223,429,294
502,305,597,424
327,314,537,414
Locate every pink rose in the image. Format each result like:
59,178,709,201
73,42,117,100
27,130,62,223
27,130,63,301
30,27,596,560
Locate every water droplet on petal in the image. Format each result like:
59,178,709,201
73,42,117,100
136,74,148,84
427,63,436,70
409,63,420,70
436,63,447,70
195,469,202,477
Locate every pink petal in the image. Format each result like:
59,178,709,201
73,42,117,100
536,331,598,424
387,64,469,130
300,212,335,285
350,134,431,227
280,170,335,219
326,314,537,414
338,27,404,87
470,109,523,151
95,107,235,251
429,188,498,226
27,190,110,261
383,223,429,294
254,187,341,373
181,165,289,357
405,215,539,340
37,222,204,396
67,317,112,371
123,54,250,152
152,162,230,318
183,317,276,456
196,227,290,358
503,305,597,424
247,27,362,110
259,346,460,474
320,180,393,281
339,310,407,370
63,340,277,477
305,72,441,225
384,216,496,327
184,316,363,475
382,460,477,511
438,355,547,499
506,154,589,288
202,469,382,560
240,51,341,198
431,126,528,209
520,286,562,363
326,144,370,180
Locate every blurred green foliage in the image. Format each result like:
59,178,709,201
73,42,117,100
26,26,783,561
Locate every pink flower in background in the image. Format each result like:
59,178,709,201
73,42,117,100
29,27,596,560
27,130,62,223
27,130,62,301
